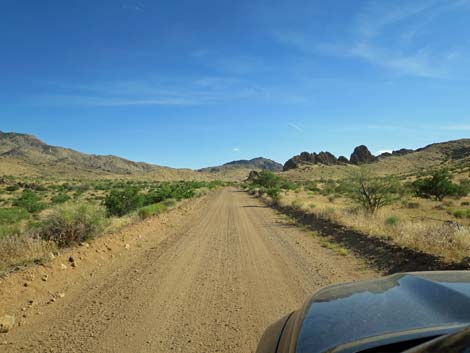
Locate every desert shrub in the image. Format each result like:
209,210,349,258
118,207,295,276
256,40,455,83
343,169,400,214
309,203,316,209
412,170,463,201
292,199,304,211
327,195,336,203
51,193,71,204
281,180,298,191
251,171,282,189
37,202,108,247
452,210,465,219
12,190,46,213
138,203,167,220
385,215,400,226
5,184,20,192
0,207,29,224
104,188,144,217
443,200,454,207
461,201,470,206
266,187,281,202
459,179,470,196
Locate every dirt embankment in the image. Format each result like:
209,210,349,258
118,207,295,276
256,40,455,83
0,188,379,353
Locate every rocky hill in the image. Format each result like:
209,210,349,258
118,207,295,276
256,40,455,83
283,145,378,171
0,131,203,180
282,139,470,180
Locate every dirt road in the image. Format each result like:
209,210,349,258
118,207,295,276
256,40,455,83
1,189,378,353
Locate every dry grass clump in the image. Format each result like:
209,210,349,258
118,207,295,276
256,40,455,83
0,234,56,274
37,202,109,248
325,208,470,262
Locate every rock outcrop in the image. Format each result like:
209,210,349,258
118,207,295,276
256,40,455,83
283,151,339,171
350,145,377,165
337,156,349,164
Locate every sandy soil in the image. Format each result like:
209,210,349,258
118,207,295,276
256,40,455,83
0,188,379,353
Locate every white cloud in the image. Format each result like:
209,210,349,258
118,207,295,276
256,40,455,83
377,149,393,155
232,147,240,152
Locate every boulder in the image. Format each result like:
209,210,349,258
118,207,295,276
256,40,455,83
337,156,349,164
0,315,15,333
316,152,338,165
350,145,377,165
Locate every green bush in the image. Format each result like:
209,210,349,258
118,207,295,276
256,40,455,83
385,215,400,226
251,171,282,189
138,203,168,220
37,202,108,247
452,210,466,219
104,188,144,216
461,201,470,206
51,193,72,204
0,207,29,224
12,190,46,213
412,170,463,201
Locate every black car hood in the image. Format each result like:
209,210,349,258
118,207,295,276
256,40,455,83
296,271,470,353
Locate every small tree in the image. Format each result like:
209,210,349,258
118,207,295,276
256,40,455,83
412,170,462,201
344,169,400,214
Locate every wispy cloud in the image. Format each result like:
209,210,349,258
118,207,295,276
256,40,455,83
33,77,268,106
275,1,469,78
232,147,240,152
288,123,303,133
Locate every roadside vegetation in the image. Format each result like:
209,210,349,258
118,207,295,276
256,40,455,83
245,169,470,263
0,177,223,274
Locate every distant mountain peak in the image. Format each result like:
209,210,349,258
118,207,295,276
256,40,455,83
199,157,283,173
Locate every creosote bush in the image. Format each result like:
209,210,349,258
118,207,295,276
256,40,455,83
38,202,108,247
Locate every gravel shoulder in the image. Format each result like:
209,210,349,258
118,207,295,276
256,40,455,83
0,188,379,352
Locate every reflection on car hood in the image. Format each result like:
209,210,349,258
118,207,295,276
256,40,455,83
296,271,470,353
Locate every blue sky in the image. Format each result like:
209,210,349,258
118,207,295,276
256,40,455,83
1,0,469,169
